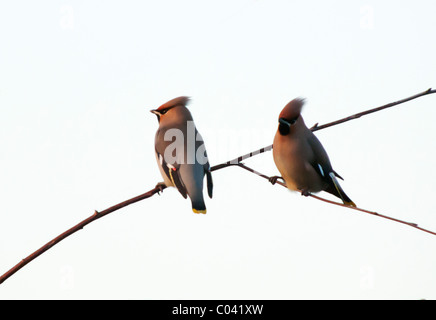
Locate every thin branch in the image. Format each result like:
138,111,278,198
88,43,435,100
211,88,436,168
210,145,273,172
1,88,435,285
310,87,436,131
236,163,436,237
0,185,166,285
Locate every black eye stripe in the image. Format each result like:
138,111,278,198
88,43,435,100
279,116,299,125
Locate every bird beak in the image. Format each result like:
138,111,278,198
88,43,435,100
150,109,161,122
279,118,291,127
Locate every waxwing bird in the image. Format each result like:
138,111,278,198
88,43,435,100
151,96,213,214
271,98,356,206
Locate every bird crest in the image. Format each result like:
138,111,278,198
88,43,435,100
279,97,305,120
156,96,191,112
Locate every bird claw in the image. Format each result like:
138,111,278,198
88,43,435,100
269,176,284,185
155,182,166,195
300,188,310,197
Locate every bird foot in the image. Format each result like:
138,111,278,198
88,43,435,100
300,188,311,197
155,182,166,195
269,176,285,185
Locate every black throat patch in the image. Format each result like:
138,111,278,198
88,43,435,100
279,122,290,135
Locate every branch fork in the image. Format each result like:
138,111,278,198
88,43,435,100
1,88,435,285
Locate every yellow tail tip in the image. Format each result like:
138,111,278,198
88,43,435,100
345,201,356,207
193,208,207,214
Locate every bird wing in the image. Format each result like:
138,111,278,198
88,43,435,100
306,133,334,180
204,164,213,199
154,126,189,199
156,150,188,199
326,172,355,206
200,147,213,199
206,170,213,198
332,169,344,181
306,132,343,180
307,133,355,206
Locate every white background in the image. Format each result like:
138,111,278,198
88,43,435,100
1,0,435,299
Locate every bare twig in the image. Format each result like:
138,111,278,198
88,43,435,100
210,145,273,172
1,88,435,285
0,185,166,285
212,88,436,168
310,88,436,131
236,163,436,237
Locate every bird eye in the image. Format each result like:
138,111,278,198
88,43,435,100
289,115,299,125
161,109,168,115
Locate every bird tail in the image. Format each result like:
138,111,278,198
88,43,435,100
191,198,207,214
192,205,207,214
328,173,356,207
